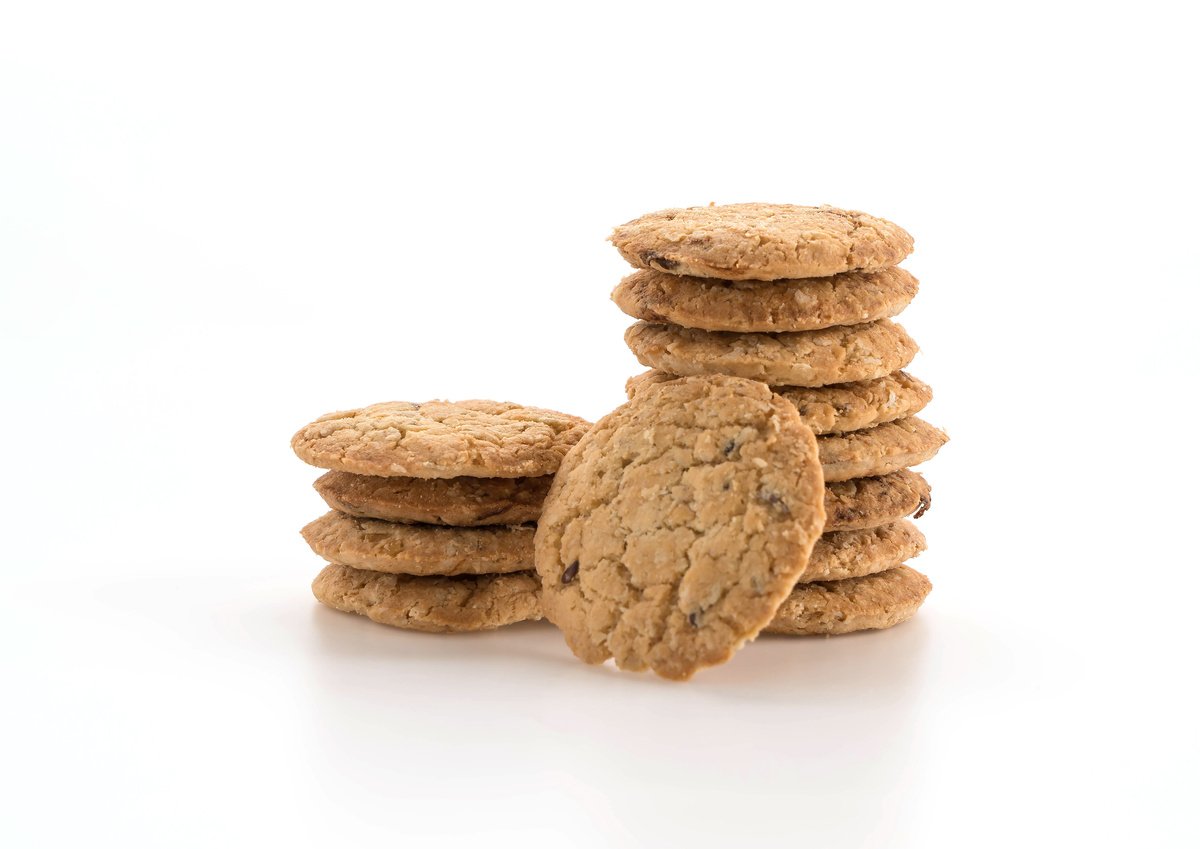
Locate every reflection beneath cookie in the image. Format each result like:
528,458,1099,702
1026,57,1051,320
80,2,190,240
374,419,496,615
307,602,557,662
302,592,936,845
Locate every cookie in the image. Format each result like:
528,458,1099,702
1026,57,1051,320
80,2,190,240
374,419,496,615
624,320,917,388
611,267,918,332
301,511,533,575
292,400,590,479
824,470,932,531
534,374,825,680
312,563,542,633
627,370,932,436
764,565,931,635
820,417,948,482
803,521,926,583
313,471,552,526
610,203,913,280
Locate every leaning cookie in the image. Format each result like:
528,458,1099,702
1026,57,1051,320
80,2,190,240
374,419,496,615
624,320,917,388
610,203,913,280
312,563,542,633
627,370,932,436
612,267,918,332
819,417,948,482
764,565,931,636
301,511,533,575
535,374,826,680
314,471,552,526
292,400,590,479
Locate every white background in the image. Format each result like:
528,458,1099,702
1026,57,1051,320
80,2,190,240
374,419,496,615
2,1,1197,846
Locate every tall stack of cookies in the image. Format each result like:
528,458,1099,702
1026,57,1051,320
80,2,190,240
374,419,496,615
610,203,947,639
291,400,589,633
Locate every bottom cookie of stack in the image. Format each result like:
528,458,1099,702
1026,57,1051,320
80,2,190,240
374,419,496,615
312,562,930,638
313,563,543,633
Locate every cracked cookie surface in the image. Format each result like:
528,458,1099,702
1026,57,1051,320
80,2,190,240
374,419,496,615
627,370,931,435
612,267,918,332
312,563,542,632
301,511,533,575
624,320,917,388
534,374,825,680
314,471,552,526
819,417,948,482
610,203,913,280
292,400,590,479
824,470,932,531
764,565,931,635
803,521,926,583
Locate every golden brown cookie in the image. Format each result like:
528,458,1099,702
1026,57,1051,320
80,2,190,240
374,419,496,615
313,471,551,526
820,417,948,483
627,370,932,435
823,470,932,531
611,267,918,332
803,521,926,583
764,565,931,636
312,563,542,633
535,374,825,680
624,320,917,388
301,511,533,575
292,400,590,479
610,203,913,280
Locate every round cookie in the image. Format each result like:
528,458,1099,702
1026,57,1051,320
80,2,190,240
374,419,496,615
627,370,932,435
301,511,533,576
610,203,913,280
824,470,932,531
314,471,552,526
535,374,826,680
624,320,917,388
312,563,542,633
764,565,931,636
292,400,590,479
820,417,948,483
803,521,926,583
611,267,918,332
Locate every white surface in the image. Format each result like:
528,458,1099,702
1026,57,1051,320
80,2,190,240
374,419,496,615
2,2,1197,846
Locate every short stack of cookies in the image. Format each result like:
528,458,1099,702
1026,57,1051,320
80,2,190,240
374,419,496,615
291,400,589,633
610,203,947,640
